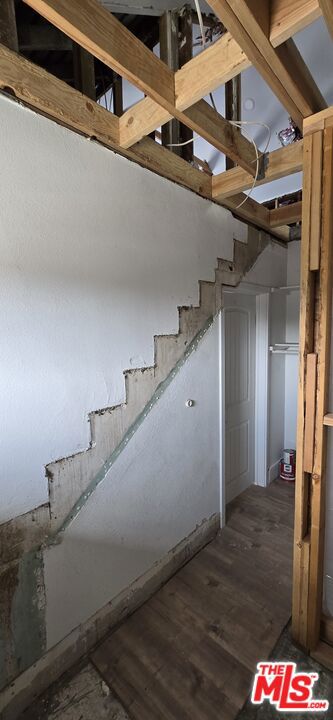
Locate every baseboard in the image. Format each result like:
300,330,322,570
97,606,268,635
268,459,280,485
0,513,219,720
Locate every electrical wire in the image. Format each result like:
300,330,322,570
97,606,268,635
168,0,271,209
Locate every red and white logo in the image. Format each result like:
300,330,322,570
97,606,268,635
251,662,329,712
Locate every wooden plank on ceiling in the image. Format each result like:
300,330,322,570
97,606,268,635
269,201,303,228
23,0,175,112
270,0,321,46
0,44,294,241
120,0,324,148
180,100,258,176
212,142,303,200
205,0,324,129
24,0,258,176
275,39,326,114
318,0,333,40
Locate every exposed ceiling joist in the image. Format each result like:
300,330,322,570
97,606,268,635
318,0,333,41
204,0,325,129
23,0,175,112
212,142,303,200
0,43,290,242
119,0,325,149
23,0,258,174
269,200,303,227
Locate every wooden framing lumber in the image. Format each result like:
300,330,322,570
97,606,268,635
269,201,303,228
0,42,120,143
204,0,323,129
292,133,317,647
270,0,322,46
225,74,241,170
303,353,317,473
216,193,289,241
212,142,303,200
120,0,324,149
303,106,333,136
23,0,175,112
307,126,333,650
292,125,333,652
318,0,333,40
323,414,333,426
0,44,293,242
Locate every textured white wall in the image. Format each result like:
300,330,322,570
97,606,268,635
44,319,220,649
0,94,244,524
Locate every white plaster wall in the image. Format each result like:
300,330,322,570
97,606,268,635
44,319,220,649
0,94,243,524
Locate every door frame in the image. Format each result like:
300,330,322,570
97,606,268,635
219,283,270,527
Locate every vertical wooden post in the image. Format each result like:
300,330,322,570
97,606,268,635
225,75,241,170
0,0,18,52
292,126,333,651
73,43,96,100
308,127,333,649
113,75,123,117
160,10,180,154
178,5,193,164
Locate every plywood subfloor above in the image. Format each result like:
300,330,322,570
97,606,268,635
92,481,295,720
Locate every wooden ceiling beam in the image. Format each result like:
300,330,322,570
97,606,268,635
212,142,303,200
24,0,258,176
215,193,289,241
0,43,289,243
318,0,333,41
121,0,323,148
270,0,321,46
269,201,303,227
23,0,175,113
205,0,325,129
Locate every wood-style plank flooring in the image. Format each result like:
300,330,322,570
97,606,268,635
91,481,295,720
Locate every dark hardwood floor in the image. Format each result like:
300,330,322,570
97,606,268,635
91,480,295,720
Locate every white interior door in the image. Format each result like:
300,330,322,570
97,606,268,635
223,293,256,504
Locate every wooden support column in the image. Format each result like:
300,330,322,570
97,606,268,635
225,75,241,170
292,125,333,652
113,75,123,117
73,43,96,100
0,0,18,52
178,5,193,164
160,10,180,154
